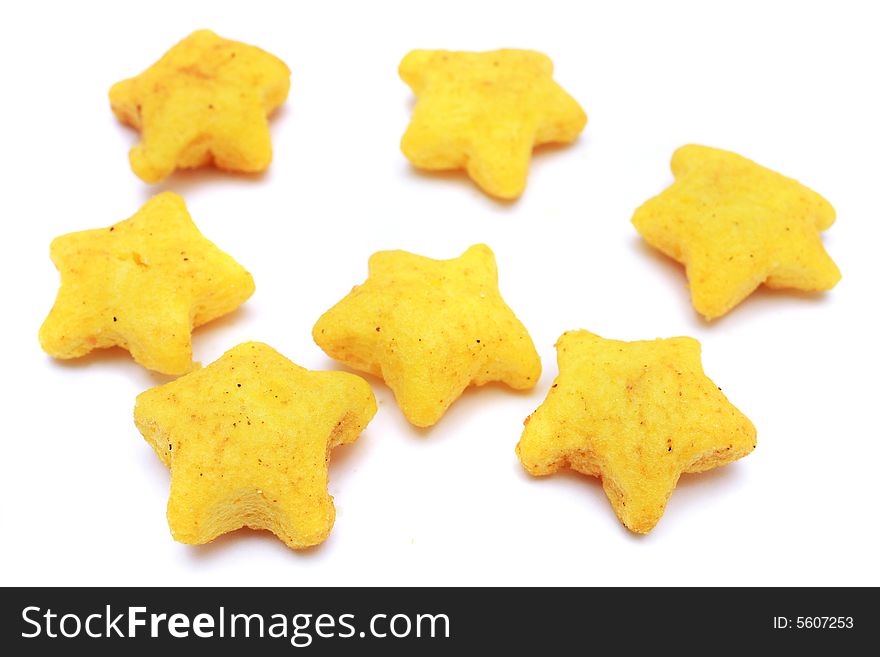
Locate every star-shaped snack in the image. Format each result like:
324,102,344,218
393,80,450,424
110,29,290,183
517,330,756,534
632,144,841,319
313,244,541,427
399,49,587,199
134,342,377,549
39,192,254,375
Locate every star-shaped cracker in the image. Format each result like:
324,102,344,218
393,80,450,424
399,49,587,199
134,342,376,549
517,330,756,534
632,145,841,319
39,192,254,375
110,29,290,183
313,244,541,427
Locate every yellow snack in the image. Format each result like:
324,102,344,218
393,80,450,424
134,342,376,549
399,49,587,199
313,244,541,427
517,330,756,534
110,29,290,183
632,145,841,319
39,192,254,375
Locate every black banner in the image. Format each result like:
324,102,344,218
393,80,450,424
0,587,873,653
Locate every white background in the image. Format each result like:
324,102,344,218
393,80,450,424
1,0,878,587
